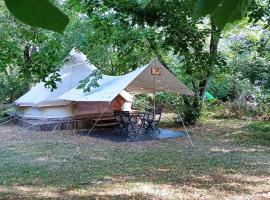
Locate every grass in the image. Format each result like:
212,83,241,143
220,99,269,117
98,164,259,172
0,118,269,199
248,120,270,132
234,120,270,146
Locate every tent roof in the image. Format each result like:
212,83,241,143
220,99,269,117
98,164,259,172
16,50,194,107
15,49,97,106
15,49,137,107
59,59,194,102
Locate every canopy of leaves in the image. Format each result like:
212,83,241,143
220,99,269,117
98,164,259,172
77,69,103,93
0,6,69,101
0,0,269,121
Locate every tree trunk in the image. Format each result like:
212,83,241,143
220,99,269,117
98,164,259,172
199,19,221,97
230,73,237,101
24,42,32,64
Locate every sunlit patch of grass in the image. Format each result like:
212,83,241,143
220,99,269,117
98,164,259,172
248,121,270,132
234,121,270,146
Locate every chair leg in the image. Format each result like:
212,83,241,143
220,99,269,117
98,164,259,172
123,123,129,134
120,123,127,134
130,123,136,134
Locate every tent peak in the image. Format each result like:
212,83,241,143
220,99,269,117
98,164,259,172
149,57,178,78
69,48,87,62
64,48,97,71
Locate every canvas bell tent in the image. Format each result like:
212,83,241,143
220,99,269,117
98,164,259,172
15,49,133,120
14,49,194,130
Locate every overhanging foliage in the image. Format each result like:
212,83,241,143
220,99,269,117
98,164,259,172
4,0,69,33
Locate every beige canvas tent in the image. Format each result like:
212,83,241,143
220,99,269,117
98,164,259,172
15,49,134,120
14,49,194,130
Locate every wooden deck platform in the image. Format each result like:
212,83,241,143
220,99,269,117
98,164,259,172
6,112,116,132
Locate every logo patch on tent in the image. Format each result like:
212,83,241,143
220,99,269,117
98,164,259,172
151,68,161,76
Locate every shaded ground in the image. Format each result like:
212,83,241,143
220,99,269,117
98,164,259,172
79,128,186,142
0,118,269,199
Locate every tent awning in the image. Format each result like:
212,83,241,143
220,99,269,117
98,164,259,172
59,66,146,102
59,59,194,102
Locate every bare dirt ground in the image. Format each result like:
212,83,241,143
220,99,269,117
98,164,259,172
0,118,269,199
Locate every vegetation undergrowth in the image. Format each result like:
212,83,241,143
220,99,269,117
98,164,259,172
0,104,15,119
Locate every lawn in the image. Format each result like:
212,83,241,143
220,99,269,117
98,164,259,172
0,118,269,199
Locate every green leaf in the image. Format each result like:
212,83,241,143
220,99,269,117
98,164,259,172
212,0,252,29
193,0,221,20
4,0,69,33
193,0,252,29
77,70,103,93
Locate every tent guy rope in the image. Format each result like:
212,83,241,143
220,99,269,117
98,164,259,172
160,67,194,147
73,101,113,155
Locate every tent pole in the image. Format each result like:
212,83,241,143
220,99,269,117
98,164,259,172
153,74,156,133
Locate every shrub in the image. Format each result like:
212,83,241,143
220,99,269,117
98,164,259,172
208,75,252,101
206,99,270,120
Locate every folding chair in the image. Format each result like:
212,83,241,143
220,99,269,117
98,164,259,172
114,111,125,134
121,111,140,134
144,106,163,131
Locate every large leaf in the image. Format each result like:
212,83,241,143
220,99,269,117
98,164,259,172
212,0,252,28
193,0,221,19
193,0,252,29
4,0,69,33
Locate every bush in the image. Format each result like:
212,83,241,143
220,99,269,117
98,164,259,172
0,73,29,103
208,75,252,101
204,80,270,120
133,92,179,112
205,99,270,120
